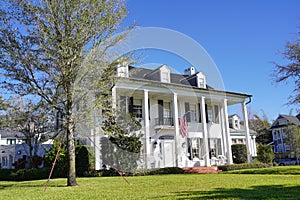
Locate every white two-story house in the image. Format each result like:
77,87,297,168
93,64,255,169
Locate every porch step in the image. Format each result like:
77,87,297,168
182,166,222,174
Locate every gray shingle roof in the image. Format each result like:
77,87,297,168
0,129,26,139
128,65,212,89
270,114,300,129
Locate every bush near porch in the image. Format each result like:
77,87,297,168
218,163,272,172
231,144,247,164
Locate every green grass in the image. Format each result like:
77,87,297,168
1,173,300,199
224,165,300,175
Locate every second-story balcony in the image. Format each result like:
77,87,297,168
154,117,174,128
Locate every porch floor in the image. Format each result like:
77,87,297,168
182,166,222,174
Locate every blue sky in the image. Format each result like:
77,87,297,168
124,0,300,121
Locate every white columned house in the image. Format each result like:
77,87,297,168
94,64,254,169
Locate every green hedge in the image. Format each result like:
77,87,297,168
218,163,273,172
232,144,247,164
83,167,184,177
0,167,67,181
0,167,184,180
134,167,184,176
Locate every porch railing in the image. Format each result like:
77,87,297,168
154,117,174,126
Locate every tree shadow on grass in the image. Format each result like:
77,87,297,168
0,182,67,189
162,185,300,199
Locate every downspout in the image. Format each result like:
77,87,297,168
246,96,252,105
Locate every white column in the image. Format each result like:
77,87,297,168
223,99,233,164
242,101,252,163
200,97,210,167
220,105,228,157
173,93,180,167
93,127,101,170
143,90,150,168
251,135,257,156
112,87,117,109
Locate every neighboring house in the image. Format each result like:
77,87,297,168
229,114,257,157
270,114,300,155
92,64,255,169
0,129,28,145
0,144,51,169
0,129,52,169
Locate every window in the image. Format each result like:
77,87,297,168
185,102,190,122
234,120,239,129
213,105,219,123
163,102,172,118
187,138,204,160
133,99,142,118
198,77,205,88
119,96,127,113
161,72,170,83
2,157,8,167
208,138,222,158
184,103,197,123
206,104,212,123
7,139,16,145
190,104,197,122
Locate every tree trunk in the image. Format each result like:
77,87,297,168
66,115,77,186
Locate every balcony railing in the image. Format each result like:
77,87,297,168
154,117,174,126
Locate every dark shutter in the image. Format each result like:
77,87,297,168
198,103,202,123
128,97,133,114
158,100,164,125
185,102,190,122
205,104,209,122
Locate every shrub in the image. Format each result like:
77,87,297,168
133,167,184,176
232,144,247,164
44,139,68,177
31,155,43,168
257,144,274,163
81,167,184,177
12,158,26,169
218,163,272,172
76,146,90,177
0,168,54,181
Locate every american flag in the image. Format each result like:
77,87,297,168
179,114,188,137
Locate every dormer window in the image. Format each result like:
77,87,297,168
196,72,206,89
229,114,241,129
117,62,128,77
234,119,240,129
198,78,205,88
161,71,170,83
159,65,171,83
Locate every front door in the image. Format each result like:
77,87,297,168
162,140,175,167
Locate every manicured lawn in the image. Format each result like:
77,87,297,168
1,173,300,199
225,165,300,175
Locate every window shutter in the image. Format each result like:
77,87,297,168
205,104,209,122
158,100,164,125
128,97,133,114
198,103,202,123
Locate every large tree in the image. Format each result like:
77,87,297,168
0,0,128,186
249,113,272,145
273,27,300,106
285,124,300,162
